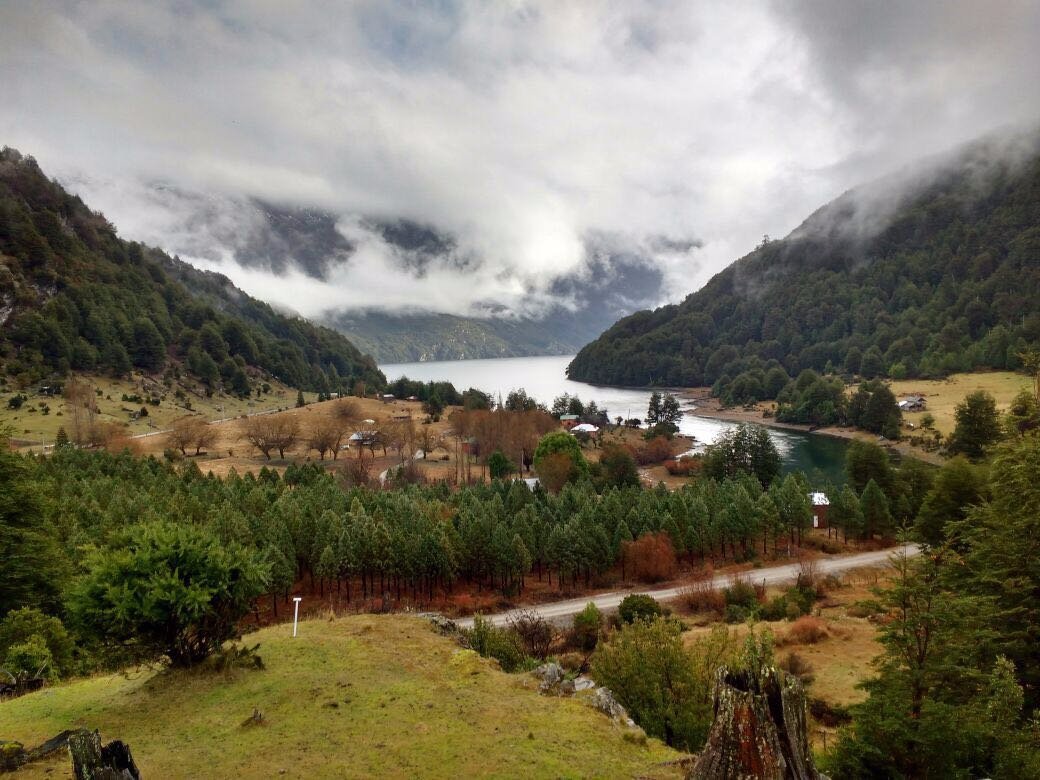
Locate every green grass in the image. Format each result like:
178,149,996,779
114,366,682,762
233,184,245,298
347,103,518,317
0,615,682,779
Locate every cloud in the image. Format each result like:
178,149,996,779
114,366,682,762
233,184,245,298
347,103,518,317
1,1,1038,318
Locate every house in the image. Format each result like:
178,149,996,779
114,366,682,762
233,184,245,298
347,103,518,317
559,414,579,430
391,410,411,421
380,394,396,404
809,492,830,529
898,395,926,412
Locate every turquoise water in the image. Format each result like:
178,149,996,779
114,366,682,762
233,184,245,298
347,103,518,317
381,354,849,486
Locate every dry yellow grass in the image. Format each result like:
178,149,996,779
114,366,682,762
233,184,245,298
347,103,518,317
889,371,1031,435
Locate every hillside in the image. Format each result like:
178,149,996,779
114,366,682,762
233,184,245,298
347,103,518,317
0,147,384,394
0,615,682,779
568,131,1040,388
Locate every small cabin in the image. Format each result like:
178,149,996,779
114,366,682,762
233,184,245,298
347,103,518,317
809,492,830,529
898,395,926,412
559,414,579,430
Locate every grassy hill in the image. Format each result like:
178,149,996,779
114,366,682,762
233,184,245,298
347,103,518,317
0,615,682,779
568,129,1040,389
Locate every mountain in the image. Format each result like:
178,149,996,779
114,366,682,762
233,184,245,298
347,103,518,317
330,253,663,363
0,147,385,393
67,183,669,362
568,130,1040,390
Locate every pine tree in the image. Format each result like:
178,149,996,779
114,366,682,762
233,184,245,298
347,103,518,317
859,479,891,539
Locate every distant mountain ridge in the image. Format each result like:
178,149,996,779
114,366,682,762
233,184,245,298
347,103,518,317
568,129,1040,388
67,182,671,362
0,147,385,393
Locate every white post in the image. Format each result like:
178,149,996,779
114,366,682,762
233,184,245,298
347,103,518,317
292,597,302,637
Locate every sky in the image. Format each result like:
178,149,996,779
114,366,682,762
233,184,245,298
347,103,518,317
2,1,1039,320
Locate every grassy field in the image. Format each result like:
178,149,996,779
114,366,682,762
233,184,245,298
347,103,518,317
889,371,1031,435
0,615,682,779
0,372,316,451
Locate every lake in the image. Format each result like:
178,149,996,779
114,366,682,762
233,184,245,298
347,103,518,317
381,355,849,486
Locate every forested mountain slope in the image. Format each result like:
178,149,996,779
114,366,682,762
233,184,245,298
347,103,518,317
568,132,1040,388
0,148,384,393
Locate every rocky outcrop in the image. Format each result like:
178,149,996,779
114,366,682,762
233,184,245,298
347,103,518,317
689,666,826,780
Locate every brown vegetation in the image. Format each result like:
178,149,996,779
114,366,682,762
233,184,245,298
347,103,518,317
166,416,218,456
785,616,829,645
621,532,677,583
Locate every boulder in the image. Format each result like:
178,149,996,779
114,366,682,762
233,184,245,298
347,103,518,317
68,729,140,780
588,687,636,728
532,662,565,693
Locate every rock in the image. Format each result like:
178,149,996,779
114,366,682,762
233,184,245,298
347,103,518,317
688,666,825,780
589,687,636,728
573,676,596,692
427,615,459,636
532,662,565,693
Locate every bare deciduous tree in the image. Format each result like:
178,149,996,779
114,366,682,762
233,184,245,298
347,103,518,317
242,415,277,460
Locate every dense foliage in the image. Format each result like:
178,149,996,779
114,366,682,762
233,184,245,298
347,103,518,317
569,136,1040,389
0,148,384,393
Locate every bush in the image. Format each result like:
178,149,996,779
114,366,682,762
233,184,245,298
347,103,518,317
0,607,75,678
785,616,829,645
723,577,760,611
677,578,726,616
759,596,790,622
618,594,663,624
591,617,712,751
508,610,554,659
466,615,527,672
67,521,270,667
725,604,750,624
4,635,55,680
633,436,673,465
664,458,701,477
778,651,815,685
572,602,603,652
622,532,677,583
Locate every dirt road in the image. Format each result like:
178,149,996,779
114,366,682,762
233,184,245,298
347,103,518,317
455,545,918,628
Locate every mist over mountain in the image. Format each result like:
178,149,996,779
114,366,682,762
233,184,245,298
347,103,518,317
569,127,1040,388
54,178,672,361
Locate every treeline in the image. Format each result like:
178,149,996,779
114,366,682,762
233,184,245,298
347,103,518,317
569,136,1040,388
0,147,384,394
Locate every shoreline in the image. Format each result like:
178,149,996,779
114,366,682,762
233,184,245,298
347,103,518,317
681,390,946,466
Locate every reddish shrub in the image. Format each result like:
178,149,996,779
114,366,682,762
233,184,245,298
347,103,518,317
786,616,829,645
664,457,702,476
633,436,673,465
622,532,677,583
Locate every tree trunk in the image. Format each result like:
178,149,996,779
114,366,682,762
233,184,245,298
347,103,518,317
688,666,824,780
68,729,140,780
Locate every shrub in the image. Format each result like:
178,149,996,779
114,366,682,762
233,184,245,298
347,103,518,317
724,604,749,624
779,651,815,685
786,616,829,645
633,436,673,465
723,576,760,611
591,617,712,751
0,607,75,678
68,521,269,667
677,578,726,616
466,615,527,672
622,532,677,583
759,596,789,622
618,594,663,624
4,635,55,680
572,602,603,652
509,610,554,659
846,599,885,618
664,458,701,477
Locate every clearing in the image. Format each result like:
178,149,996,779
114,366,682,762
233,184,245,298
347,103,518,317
0,615,682,780
888,371,1031,435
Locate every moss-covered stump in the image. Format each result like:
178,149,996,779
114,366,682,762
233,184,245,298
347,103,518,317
68,729,140,780
689,666,824,780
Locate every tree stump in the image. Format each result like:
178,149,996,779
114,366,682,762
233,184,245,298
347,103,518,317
68,729,140,780
689,666,825,780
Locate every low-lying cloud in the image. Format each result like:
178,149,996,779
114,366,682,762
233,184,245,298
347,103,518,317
1,1,1038,319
